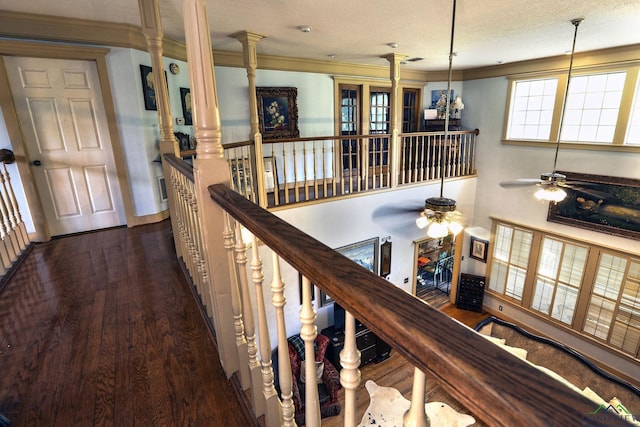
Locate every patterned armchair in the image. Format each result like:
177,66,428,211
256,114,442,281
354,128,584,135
273,334,342,425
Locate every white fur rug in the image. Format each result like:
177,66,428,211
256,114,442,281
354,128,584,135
358,380,476,427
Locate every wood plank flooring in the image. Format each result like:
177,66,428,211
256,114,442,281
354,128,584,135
0,221,252,427
0,219,489,426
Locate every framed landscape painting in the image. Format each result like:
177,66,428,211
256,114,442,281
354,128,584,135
547,171,640,241
319,237,379,306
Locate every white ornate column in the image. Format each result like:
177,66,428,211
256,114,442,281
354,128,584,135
383,53,407,189
231,31,268,207
138,0,178,156
183,0,237,375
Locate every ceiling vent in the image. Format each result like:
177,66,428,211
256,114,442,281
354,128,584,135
407,57,424,62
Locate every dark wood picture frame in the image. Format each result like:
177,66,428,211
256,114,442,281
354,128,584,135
469,236,489,263
320,237,379,307
547,171,640,241
179,87,192,125
256,87,300,140
380,240,392,278
139,64,167,111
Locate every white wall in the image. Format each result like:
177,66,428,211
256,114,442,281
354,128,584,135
250,178,477,348
106,48,196,216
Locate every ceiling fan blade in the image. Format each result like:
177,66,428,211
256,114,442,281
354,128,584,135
371,201,427,239
558,183,611,200
499,178,544,188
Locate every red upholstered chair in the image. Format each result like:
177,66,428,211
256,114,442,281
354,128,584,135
285,334,341,425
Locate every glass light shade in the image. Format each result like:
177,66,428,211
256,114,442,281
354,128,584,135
534,187,567,202
426,221,449,238
448,221,464,236
416,215,429,229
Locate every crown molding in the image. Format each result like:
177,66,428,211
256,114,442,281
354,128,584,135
462,44,640,81
2,11,636,83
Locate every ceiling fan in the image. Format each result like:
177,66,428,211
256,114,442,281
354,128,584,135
373,0,464,240
499,18,585,203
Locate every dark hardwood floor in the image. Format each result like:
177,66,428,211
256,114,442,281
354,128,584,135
0,221,251,427
0,219,489,426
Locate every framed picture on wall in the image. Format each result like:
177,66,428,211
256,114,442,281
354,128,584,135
256,87,300,140
319,237,379,306
469,236,489,263
139,64,167,111
179,87,192,125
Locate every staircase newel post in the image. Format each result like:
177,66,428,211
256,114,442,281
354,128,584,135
183,0,238,376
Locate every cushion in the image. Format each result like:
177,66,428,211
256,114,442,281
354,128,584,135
499,344,528,360
481,334,506,345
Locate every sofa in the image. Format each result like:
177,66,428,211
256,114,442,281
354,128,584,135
475,317,640,423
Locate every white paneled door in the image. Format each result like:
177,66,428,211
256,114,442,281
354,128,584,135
4,56,125,236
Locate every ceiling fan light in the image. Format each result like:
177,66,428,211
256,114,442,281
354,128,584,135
416,215,429,229
534,187,567,202
426,221,449,238
448,221,464,236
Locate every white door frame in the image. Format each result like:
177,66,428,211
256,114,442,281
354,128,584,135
0,40,135,241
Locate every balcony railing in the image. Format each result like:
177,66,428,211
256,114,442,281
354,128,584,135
218,130,478,209
162,151,629,427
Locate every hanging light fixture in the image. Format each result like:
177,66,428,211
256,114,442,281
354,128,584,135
501,19,584,202
533,18,583,203
416,0,463,239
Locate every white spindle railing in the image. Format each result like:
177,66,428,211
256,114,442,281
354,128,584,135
222,131,477,208
399,130,478,186
0,149,31,278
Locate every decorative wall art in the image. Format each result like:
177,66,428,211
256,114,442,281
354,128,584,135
139,64,167,111
469,236,489,263
547,171,640,241
256,87,300,140
320,237,379,306
180,87,192,125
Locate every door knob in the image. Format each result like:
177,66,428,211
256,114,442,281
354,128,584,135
32,160,42,166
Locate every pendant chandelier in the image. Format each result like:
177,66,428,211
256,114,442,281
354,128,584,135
416,0,463,239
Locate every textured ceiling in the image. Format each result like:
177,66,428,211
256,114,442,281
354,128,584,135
3,0,640,70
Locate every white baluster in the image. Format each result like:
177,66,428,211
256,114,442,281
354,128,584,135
223,213,250,388
340,312,361,427
403,368,430,427
271,253,295,426
234,221,263,415
1,165,27,248
299,275,320,427
251,233,281,426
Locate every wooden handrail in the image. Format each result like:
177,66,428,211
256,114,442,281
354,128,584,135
208,183,629,427
164,153,194,182
262,134,391,144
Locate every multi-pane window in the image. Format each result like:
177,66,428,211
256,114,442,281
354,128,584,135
530,237,588,325
488,223,533,301
402,88,420,133
488,220,640,359
505,66,639,146
340,86,359,170
369,89,390,167
583,253,628,340
506,78,558,140
625,74,640,145
560,72,626,143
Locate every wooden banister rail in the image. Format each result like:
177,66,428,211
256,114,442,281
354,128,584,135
208,183,629,427
0,149,16,164
262,134,391,144
164,153,194,182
